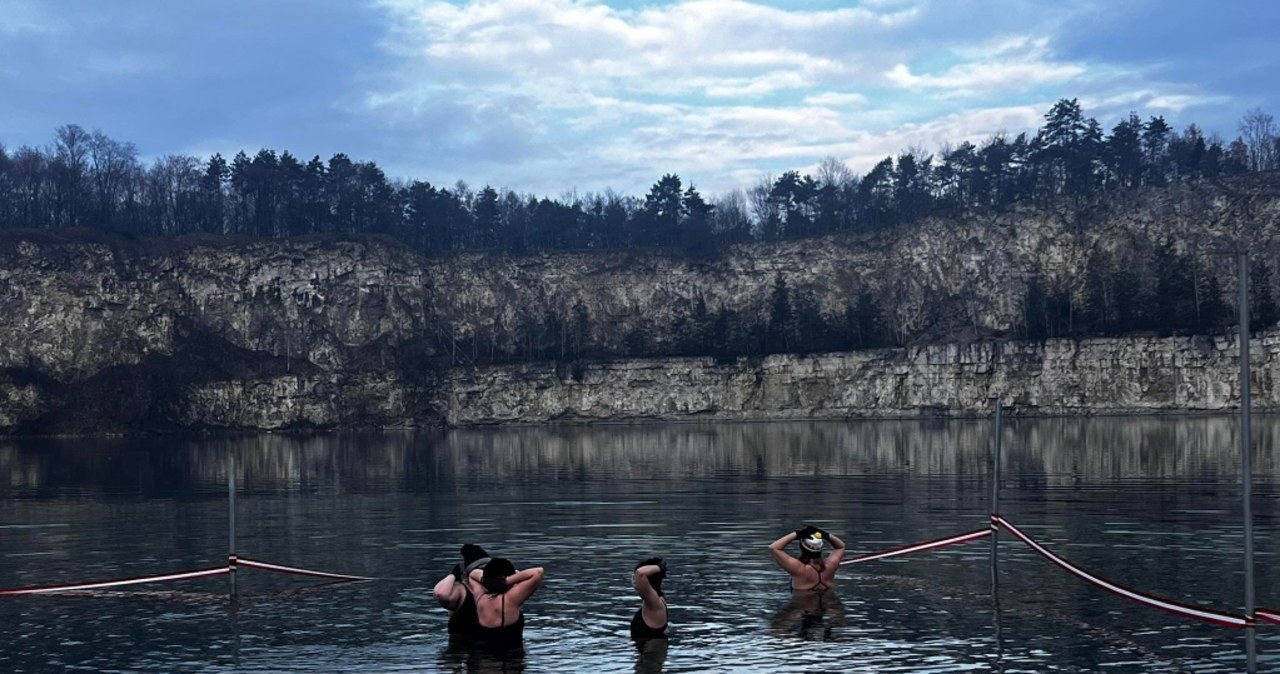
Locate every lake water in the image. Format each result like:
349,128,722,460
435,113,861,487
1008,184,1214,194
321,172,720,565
2,416,1280,673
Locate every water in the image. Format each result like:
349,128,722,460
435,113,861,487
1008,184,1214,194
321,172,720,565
2,416,1280,673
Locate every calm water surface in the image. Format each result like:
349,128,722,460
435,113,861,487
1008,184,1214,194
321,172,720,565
2,417,1280,673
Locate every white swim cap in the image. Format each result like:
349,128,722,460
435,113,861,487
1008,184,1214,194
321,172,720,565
800,531,825,553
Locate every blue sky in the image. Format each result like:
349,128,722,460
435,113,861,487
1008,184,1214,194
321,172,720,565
2,0,1276,196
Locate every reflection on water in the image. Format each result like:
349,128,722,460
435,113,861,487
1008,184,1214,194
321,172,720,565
4,415,1280,493
633,637,668,674
438,638,527,674
0,416,1279,672
769,590,845,641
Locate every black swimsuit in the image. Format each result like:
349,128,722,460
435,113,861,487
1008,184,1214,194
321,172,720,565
447,584,479,635
476,592,525,649
630,603,668,639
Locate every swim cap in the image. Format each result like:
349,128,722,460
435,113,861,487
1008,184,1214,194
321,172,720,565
481,557,516,594
636,557,667,594
461,543,491,574
800,531,825,553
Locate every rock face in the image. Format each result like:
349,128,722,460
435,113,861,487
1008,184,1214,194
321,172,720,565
0,233,441,433
444,333,1280,425
0,178,1276,435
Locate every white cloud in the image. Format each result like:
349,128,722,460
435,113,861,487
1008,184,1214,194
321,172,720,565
885,35,1085,96
362,0,1222,195
803,92,869,107
373,0,906,100
1146,94,1210,113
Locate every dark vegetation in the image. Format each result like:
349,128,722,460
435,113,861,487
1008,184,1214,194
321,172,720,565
2,100,1279,365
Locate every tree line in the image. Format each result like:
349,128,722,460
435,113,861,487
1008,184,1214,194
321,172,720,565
1,100,1276,253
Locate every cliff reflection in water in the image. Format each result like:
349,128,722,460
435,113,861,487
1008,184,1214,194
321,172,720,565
2,416,1278,493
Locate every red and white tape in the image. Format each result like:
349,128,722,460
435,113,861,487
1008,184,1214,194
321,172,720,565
0,566,229,596
841,527,991,565
992,515,1249,629
236,557,370,581
0,556,367,596
1256,608,1280,626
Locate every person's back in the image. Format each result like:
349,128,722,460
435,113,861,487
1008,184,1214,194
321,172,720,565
434,543,492,637
630,557,668,640
467,557,544,649
769,525,846,592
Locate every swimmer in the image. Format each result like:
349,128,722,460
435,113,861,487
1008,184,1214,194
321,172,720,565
630,557,668,640
465,557,544,649
769,525,846,592
433,543,492,636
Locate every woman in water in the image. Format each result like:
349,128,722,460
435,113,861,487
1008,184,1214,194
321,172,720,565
630,557,668,640
433,543,492,637
466,557,544,649
769,525,846,592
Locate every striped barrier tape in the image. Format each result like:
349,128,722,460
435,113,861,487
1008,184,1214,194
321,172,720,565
0,557,367,596
1256,608,1280,626
0,566,229,596
840,527,992,565
992,515,1250,629
236,557,371,581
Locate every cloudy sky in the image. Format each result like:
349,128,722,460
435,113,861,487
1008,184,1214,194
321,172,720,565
2,0,1276,196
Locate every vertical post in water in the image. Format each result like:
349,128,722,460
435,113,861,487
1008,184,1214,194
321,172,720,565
229,451,238,599
1239,251,1256,672
990,398,1002,571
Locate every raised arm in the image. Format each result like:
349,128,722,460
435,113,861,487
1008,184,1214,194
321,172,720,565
825,532,847,566
502,566,545,606
769,531,805,574
633,563,665,611
433,566,466,609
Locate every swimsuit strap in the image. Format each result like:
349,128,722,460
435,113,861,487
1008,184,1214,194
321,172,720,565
501,592,506,625
790,563,829,592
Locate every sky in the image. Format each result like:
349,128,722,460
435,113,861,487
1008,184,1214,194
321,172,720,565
2,0,1277,197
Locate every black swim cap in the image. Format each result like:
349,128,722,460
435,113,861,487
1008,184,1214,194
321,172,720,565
461,544,491,573
636,557,667,594
481,557,516,594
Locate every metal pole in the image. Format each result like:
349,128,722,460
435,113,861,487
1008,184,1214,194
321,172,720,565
1239,251,1256,672
990,397,1003,661
229,452,238,599
990,398,1003,571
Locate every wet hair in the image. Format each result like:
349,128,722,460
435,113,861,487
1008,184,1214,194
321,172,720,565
636,557,666,595
480,557,516,595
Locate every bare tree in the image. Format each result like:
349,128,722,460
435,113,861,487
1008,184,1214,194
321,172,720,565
146,155,202,235
747,174,777,240
50,124,92,227
88,131,139,228
816,156,854,190
1239,108,1277,172
710,188,752,242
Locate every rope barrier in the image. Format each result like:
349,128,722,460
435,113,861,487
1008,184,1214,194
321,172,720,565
236,557,371,582
840,527,992,565
0,557,367,596
992,516,1250,629
838,517,1253,629
1256,608,1280,626
0,566,229,596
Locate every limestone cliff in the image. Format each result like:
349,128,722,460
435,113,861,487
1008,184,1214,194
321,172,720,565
0,179,1276,434
443,333,1280,425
